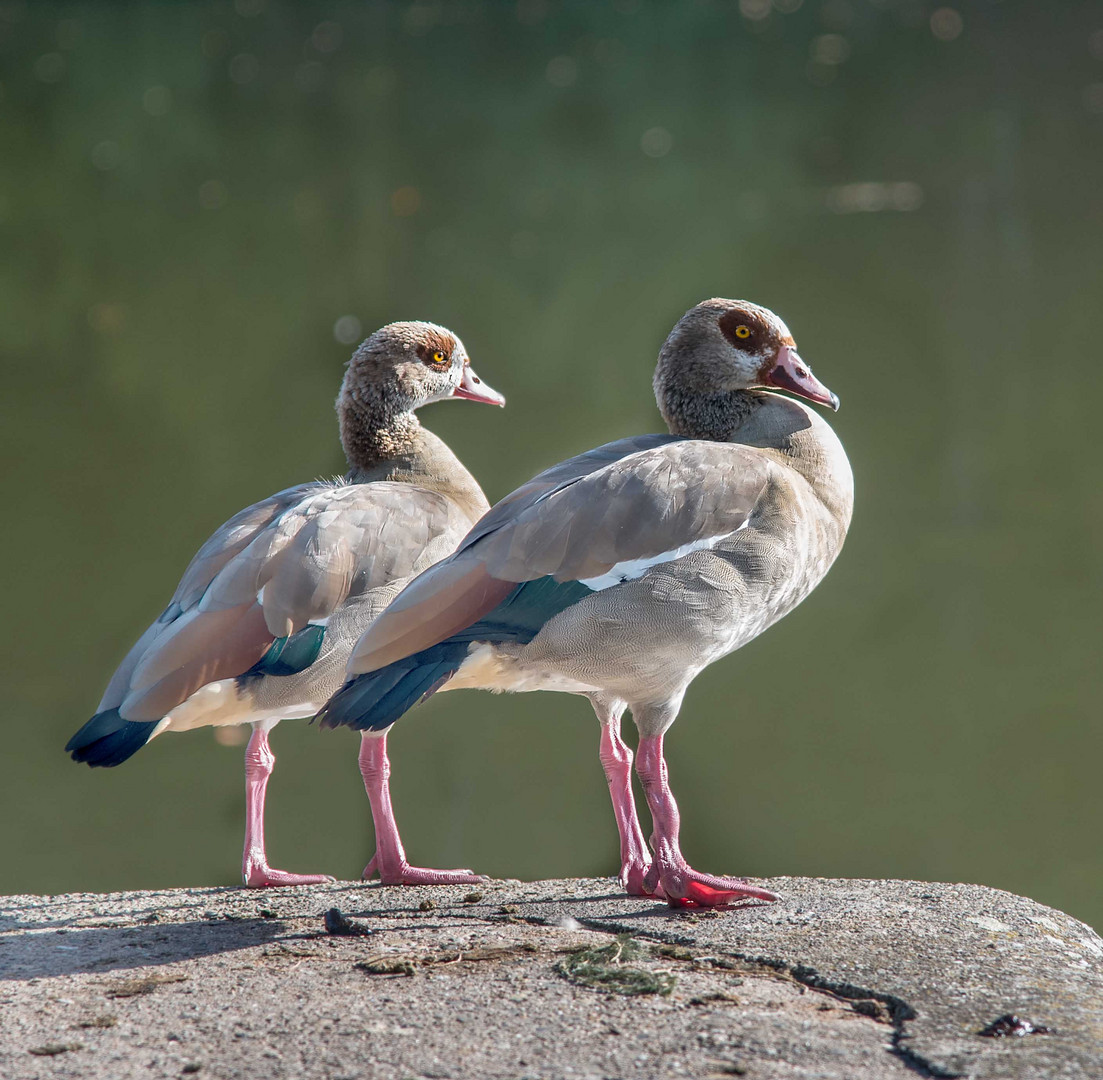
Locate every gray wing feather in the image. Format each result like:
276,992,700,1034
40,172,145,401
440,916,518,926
170,484,316,612
97,484,318,712
470,439,773,582
103,480,465,719
345,438,774,673
457,434,681,551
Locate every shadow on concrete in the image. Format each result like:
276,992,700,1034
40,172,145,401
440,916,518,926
0,887,244,932
0,917,286,980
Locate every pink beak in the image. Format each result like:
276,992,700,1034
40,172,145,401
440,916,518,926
452,363,505,407
762,345,839,411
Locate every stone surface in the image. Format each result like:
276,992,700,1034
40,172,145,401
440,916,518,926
0,876,1100,1079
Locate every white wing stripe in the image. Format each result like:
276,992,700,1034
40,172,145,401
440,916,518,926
577,522,746,591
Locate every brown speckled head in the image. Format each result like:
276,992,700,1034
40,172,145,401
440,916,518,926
653,299,837,438
337,321,503,470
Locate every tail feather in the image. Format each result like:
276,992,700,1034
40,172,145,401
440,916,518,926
317,642,469,732
318,576,594,733
66,709,159,768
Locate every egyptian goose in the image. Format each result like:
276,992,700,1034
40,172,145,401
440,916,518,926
318,299,853,907
67,321,503,888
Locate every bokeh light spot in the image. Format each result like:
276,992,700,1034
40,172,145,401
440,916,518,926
403,2,440,36
516,0,548,25
640,126,673,158
811,34,851,66
366,66,396,97
736,190,769,224
199,180,228,209
201,29,229,58
333,315,362,346
295,62,325,93
312,21,342,54
56,19,80,49
233,0,266,16
739,0,771,20
142,85,172,116
391,186,421,217
90,141,120,171
930,8,963,42
889,181,924,211
228,53,259,85
87,303,127,334
213,726,249,747
33,52,65,83
546,55,578,87
827,181,924,213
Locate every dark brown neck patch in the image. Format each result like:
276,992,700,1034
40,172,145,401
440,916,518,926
659,386,761,442
338,380,423,473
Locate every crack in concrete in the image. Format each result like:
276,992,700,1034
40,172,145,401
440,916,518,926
344,901,952,1074
9,879,1100,1079
549,914,962,1080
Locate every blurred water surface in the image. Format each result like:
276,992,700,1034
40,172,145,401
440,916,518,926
2,1,1102,927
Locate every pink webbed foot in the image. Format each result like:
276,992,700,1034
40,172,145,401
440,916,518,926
358,733,486,888
241,728,334,888
244,864,336,889
362,854,486,887
644,861,778,908
633,732,779,909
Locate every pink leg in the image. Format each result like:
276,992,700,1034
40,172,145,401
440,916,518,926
598,723,652,895
359,733,484,886
635,734,778,908
242,726,334,888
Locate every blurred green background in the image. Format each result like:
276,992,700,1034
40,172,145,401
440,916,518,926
2,1,1102,928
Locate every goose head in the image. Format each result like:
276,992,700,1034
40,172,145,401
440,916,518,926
339,320,505,418
654,298,838,414
336,320,504,470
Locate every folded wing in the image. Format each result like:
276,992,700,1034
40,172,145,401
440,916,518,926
98,480,463,723
346,437,773,675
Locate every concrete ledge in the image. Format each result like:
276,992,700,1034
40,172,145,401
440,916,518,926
1,877,1100,1079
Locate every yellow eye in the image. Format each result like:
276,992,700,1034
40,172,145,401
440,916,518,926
734,325,751,339
431,350,447,364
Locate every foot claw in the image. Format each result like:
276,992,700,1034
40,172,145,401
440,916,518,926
244,868,336,889
658,870,778,909
362,856,485,886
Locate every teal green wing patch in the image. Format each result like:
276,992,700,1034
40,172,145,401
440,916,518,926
246,624,326,677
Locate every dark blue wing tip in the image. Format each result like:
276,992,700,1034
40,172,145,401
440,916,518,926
317,643,470,734
67,709,159,768
315,678,358,730
315,576,592,735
